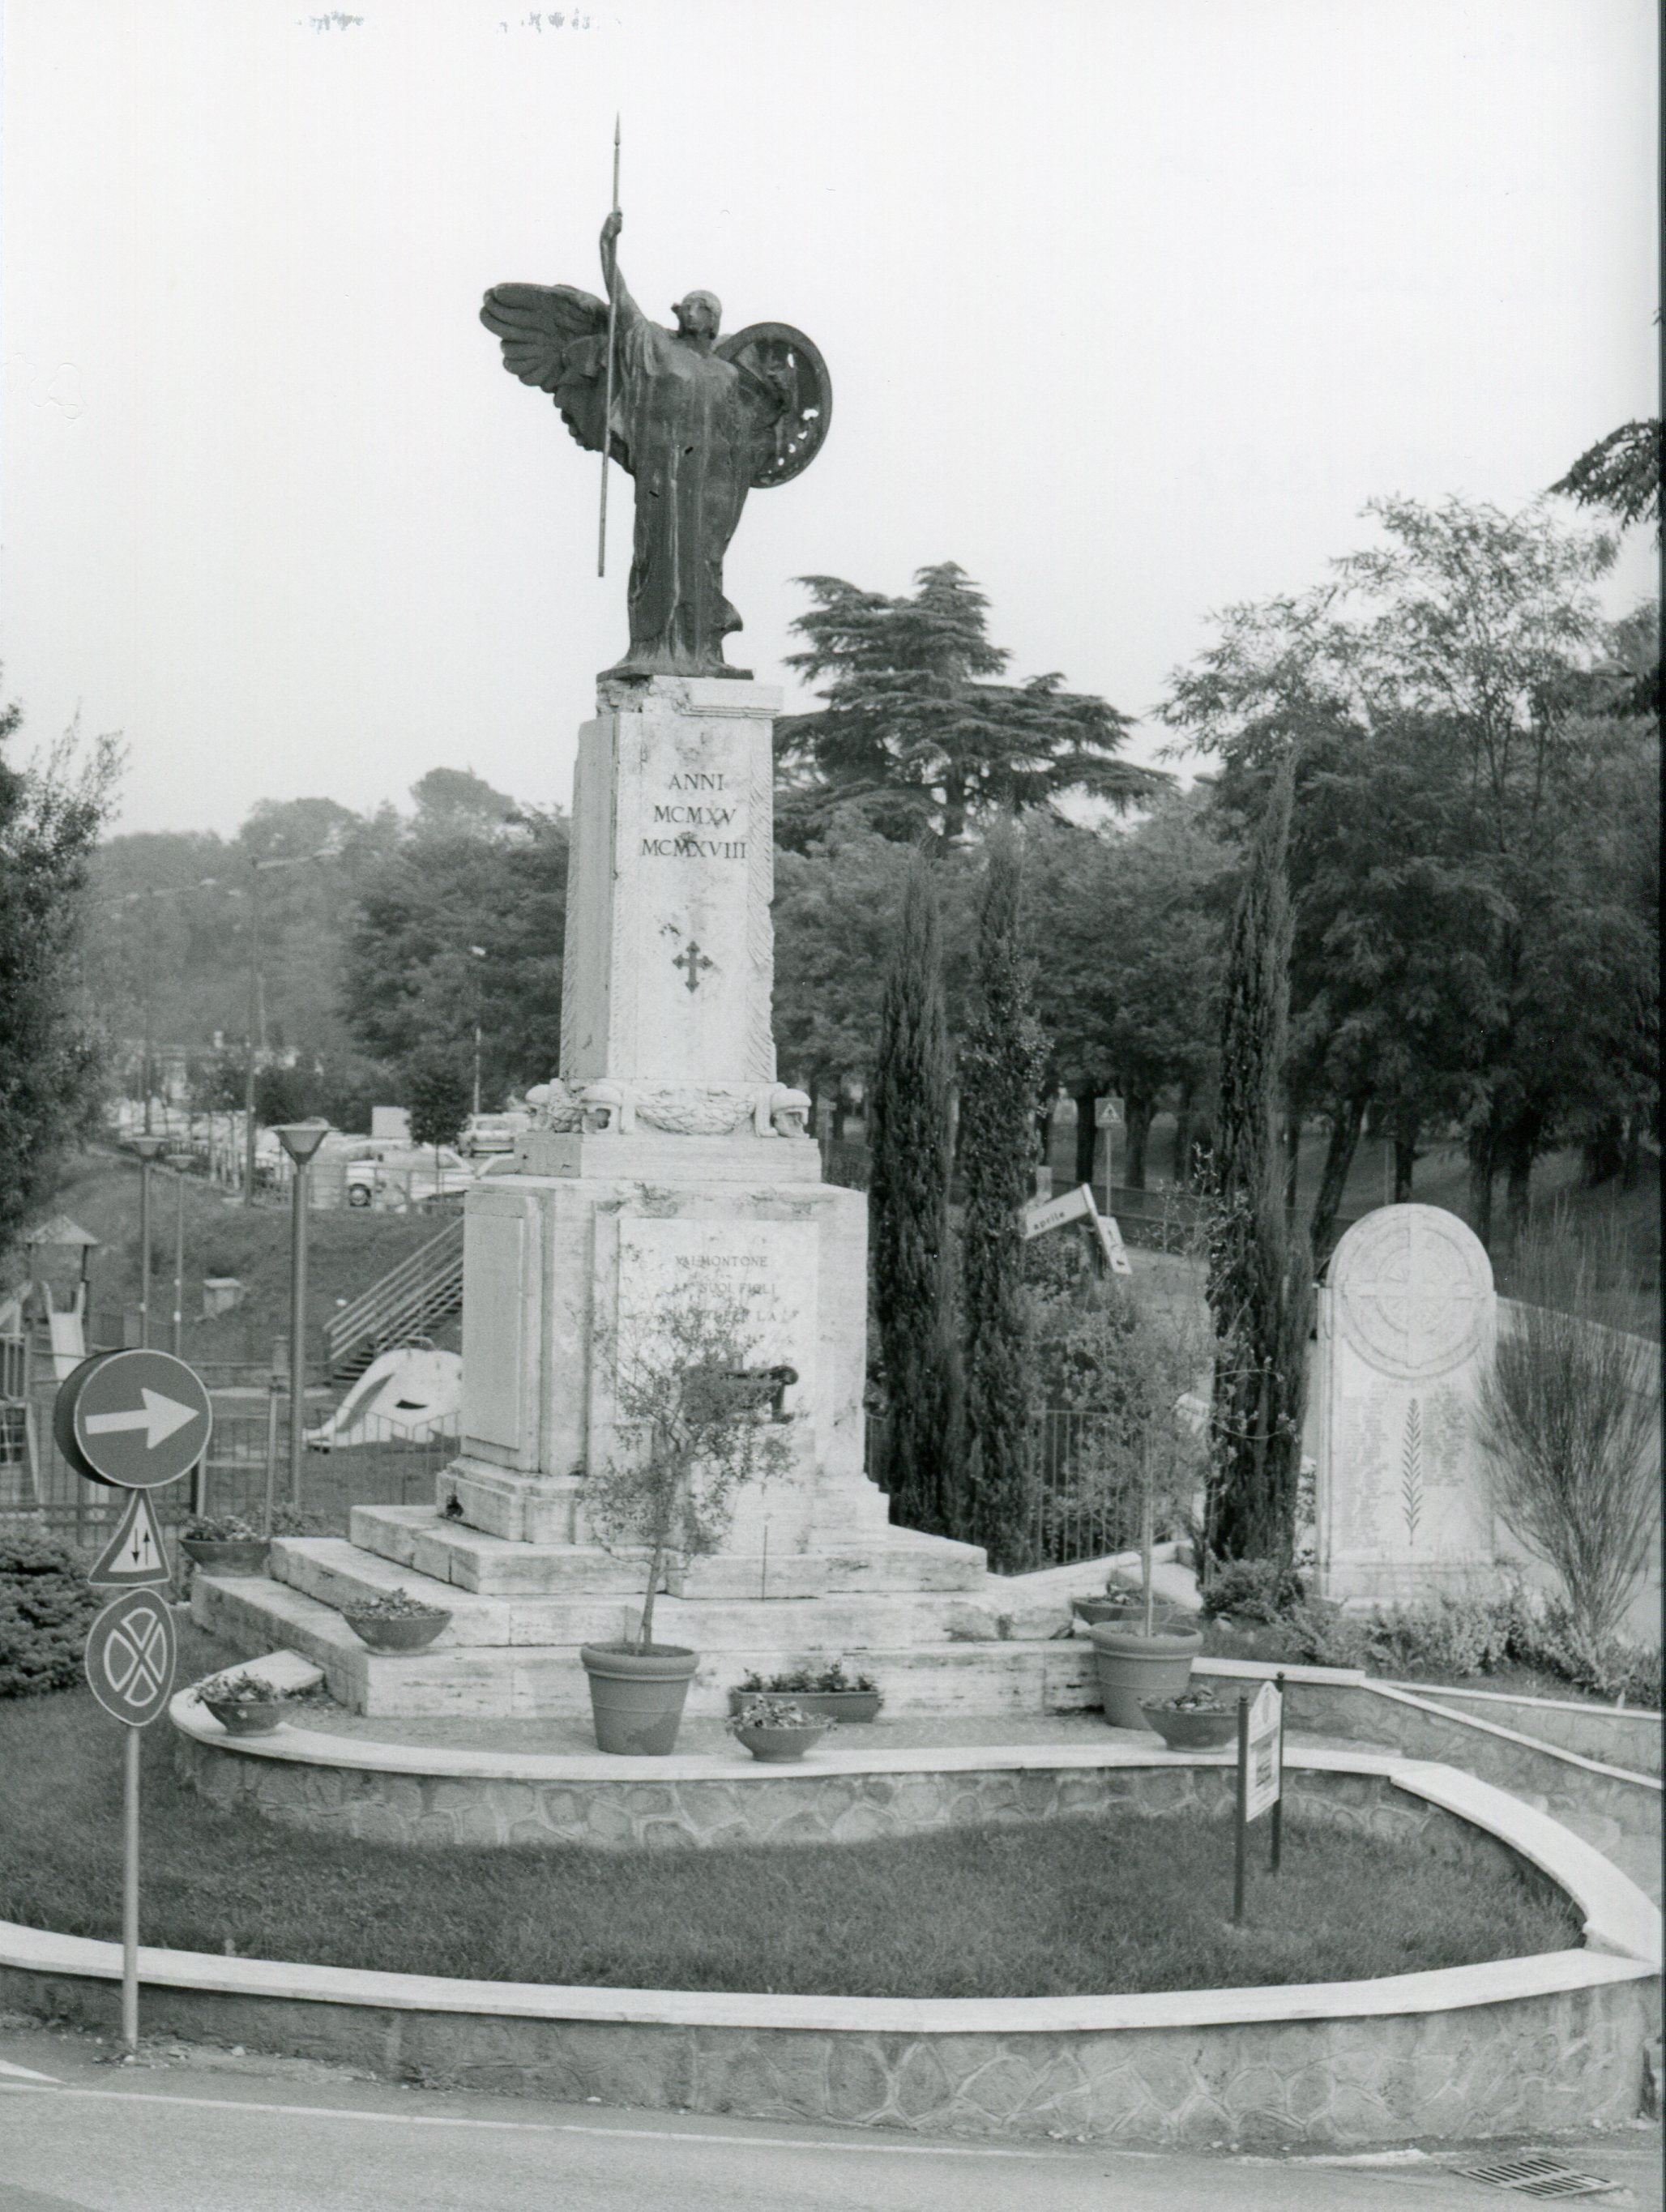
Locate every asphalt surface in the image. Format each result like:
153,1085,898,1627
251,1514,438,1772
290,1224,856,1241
0,2022,1658,2212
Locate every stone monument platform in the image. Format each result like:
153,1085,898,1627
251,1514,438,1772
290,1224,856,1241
203,670,1103,1719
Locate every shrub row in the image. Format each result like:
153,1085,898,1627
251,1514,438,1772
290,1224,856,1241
0,1534,105,1699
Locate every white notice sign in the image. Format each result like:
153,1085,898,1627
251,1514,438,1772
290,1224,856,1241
1243,1681,1283,1821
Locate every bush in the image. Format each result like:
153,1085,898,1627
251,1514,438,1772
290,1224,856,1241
1363,1594,1513,1681
0,1534,103,1698
1199,1558,1306,1623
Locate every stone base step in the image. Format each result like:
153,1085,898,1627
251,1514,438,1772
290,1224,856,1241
269,1538,1073,1650
191,1571,1104,1719
348,1505,990,1599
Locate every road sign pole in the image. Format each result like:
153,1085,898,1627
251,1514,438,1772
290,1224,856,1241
1232,1693,1250,1925
122,1723,140,2052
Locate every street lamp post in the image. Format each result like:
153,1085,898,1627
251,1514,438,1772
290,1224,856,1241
273,1120,331,1508
164,1151,194,1358
468,944,489,1119
240,847,336,1208
130,1134,166,1347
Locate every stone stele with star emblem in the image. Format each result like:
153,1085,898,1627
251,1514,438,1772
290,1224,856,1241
1315,1204,1498,1606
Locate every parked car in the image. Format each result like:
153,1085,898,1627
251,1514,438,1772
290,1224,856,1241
345,1143,471,1210
459,1112,531,1157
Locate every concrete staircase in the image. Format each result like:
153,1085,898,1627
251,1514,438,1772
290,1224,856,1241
191,1501,1113,1720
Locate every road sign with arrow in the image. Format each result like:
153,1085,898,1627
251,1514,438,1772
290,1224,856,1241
54,1349,212,1490
88,1488,173,1591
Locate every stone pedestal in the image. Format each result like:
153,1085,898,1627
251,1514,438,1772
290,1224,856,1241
452,673,883,1590
1315,1205,1498,1606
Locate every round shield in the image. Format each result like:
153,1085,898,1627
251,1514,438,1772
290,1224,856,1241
717,322,831,488
84,1588,177,1727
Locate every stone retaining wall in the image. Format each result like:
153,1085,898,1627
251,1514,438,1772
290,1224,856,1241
1,1959,1651,2148
1403,1686,1663,1777
174,1732,1523,1867
1264,1678,1662,1903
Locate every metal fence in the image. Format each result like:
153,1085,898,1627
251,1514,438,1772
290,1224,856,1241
0,1375,454,1551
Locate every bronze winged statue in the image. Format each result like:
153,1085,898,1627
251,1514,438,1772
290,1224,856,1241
481,211,831,680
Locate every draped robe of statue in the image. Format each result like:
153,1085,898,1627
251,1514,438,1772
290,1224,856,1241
609,288,752,677
480,263,830,680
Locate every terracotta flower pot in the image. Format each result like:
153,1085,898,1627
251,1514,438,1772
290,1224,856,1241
732,1721,830,1763
579,1643,698,1755
1087,1621,1204,1728
182,1538,270,1577
341,1611,450,1653
203,1697,288,1736
725,1689,881,1724
1140,1699,1238,1749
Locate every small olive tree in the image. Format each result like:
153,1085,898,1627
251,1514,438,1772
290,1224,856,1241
586,1291,794,1651
1476,1215,1661,1660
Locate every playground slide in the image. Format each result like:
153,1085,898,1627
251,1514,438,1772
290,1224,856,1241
46,1306,86,1381
305,1345,463,1452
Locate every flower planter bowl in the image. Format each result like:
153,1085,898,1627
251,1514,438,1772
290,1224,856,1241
182,1538,270,1577
341,1610,451,1654
1140,1700,1238,1749
725,1689,881,1725
1087,1621,1204,1729
202,1697,288,1736
579,1643,698,1756
732,1720,831,1763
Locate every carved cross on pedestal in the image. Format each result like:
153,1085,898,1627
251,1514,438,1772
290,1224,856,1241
672,941,715,993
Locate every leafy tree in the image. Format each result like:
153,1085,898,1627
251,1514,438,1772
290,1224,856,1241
1550,419,1663,540
1162,496,1634,1248
1203,756,1312,1570
345,805,569,1104
777,563,1163,847
867,848,962,1535
1027,796,1229,1188
958,822,1048,1569
406,1053,472,1162
0,695,120,1258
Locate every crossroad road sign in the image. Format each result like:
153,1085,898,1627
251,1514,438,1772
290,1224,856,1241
84,1590,177,1727
54,1349,212,1490
1243,1680,1284,1822
88,1488,173,1591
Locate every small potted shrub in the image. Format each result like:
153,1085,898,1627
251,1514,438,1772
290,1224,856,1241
338,1587,452,1652
726,1695,833,1762
180,1515,270,1576
1140,1684,1237,1749
1086,1437,1203,1729
726,1660,882,1724
579,1294,794,1755
197,1669,319,1736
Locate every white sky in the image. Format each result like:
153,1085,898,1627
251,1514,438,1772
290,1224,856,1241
2,0,1658,837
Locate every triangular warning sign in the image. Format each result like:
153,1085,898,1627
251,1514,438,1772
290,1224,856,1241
88,1487,172,1590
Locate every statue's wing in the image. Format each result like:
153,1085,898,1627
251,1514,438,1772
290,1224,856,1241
716,322,831,489
480,283,625,462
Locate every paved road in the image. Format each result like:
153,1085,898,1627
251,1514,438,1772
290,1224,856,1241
0,2025,1658,2212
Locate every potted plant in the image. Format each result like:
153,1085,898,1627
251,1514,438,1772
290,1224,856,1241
579,1293,794,1755
180,1514,270,1576
197,1669,321,1736
726,1696,833,1762
338,1587,452,1652
726,1660,882,1724
1073,1582,1185,1631
1086,1433,1204,1729
1140,1684,1237,1749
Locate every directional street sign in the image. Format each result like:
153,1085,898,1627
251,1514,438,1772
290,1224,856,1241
54,1349,212,1490
88,1488,173,1591
84,1589,177,1727
1243,1680,1284,1822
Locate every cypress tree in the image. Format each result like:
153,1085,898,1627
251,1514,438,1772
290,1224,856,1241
869,847,961,1533
959,820,1047,1569
1205,753,1313,1567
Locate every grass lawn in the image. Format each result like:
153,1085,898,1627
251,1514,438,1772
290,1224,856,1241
0,1625,1578,2001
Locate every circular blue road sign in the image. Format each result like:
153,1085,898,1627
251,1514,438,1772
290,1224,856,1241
54,1348,213,1490
84,1588,177,1727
